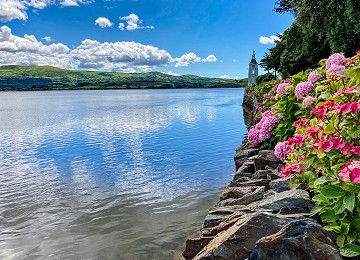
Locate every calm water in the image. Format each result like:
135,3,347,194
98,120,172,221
0,89,247,260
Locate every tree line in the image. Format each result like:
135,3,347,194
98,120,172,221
260,0,360,78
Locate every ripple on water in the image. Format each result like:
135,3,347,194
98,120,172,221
0,89,247,260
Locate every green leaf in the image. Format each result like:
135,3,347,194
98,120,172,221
348,126,360,139
342,181,360,193
343,193,355,212
347,232,357,243
299,156,315,171
320,185,346,198
340,223,350,235
324,123,335,133
334,199,346,214
309,205,324,216
336,234,345,247
314,176,332,186
321,210,338,222
324,224,341,233
350,219,360,232
312,194,329,204
340,243,360,257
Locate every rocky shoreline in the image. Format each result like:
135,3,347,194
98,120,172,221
182,90,342,259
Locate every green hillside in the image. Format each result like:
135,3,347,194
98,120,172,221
0,65,247,91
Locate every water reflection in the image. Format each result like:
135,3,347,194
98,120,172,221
0,89,246,259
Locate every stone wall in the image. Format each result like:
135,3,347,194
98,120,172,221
182,140,341,259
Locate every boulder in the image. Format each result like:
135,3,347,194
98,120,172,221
269,178,291,192
219,186,256,200
254,150,282,171
183,237,214,260
234,148,259,171
193,212,292,260
253,170,268,179
229,179,270,188
249,218,342,260
217,187,265,207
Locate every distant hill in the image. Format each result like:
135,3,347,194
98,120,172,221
0,65,247,91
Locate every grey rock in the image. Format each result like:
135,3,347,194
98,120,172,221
249,218,342,260
229,179,270,188
234,148,259,171
219,186,256,200
217,187,265,207
269,178,290,192
193,212,292,260
248,189,311,213
183,237,214,260
253,170,268,179
203,212,233,228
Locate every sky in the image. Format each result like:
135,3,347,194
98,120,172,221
0,0,294,79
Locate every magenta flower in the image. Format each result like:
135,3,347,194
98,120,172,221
331,137,345,150
248,110,280,145
302,96,317,108
276,82,291,96
274,141,293,161
319,136,333,152
295,81,313,100
326,53,346,69
339,159,360,183
308,70,321,84
326,64,346,77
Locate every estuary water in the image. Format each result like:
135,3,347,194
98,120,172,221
0,89,247,260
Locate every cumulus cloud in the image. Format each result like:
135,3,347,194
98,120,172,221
0,0,27,21
0,26,218,72
0,26,172,72
259,35,281,45
42,36,52,42
0,0,93,22
119,13,154,31
95,17,114,28
175,53,217,67
164,71,180,76
219,75,230,79
70,39,172,71
204,54,217,62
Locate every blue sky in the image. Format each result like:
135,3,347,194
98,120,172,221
0,0,294,78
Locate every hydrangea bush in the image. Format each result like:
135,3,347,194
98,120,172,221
248,51,360,257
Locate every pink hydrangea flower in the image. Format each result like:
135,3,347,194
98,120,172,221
302,96,317,108
248,110,280,145
308,70,321,84
274,141,293,161
295,81,313,100
326,53,346,69
276,82,291,96
326,64,346,77
339,159,360,183
331,137,345,150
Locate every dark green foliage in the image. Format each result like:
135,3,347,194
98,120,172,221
0,65,247,91
263,0,359,78
256,73,276,85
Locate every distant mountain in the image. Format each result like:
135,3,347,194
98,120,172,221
0,65,247,91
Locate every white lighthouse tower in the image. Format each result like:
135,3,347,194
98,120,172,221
248,51,258,86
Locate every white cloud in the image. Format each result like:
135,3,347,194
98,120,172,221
175,53,217,67
259,35,281,45
0,26,218,72
219,74,230,79
70,39,172,71
165,71,180,76
42,36,52,42
118,23,125,31
0,0,93,22
119,13,154,31
95,17,114,28
0,0,27,22
204,54,217,62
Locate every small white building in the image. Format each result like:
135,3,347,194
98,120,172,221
248,51,258,86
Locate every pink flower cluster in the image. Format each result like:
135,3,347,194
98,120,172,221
295,81,313,100
248,110,279,145
276,82,291,96
302,96,317,108
274,141,293,161
310,100,360,119
326,53,346,77
293,118,310,129
334,86,358,97
339,159,360,183
308,70,322,84
326,53,346,69
281,164,301,178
